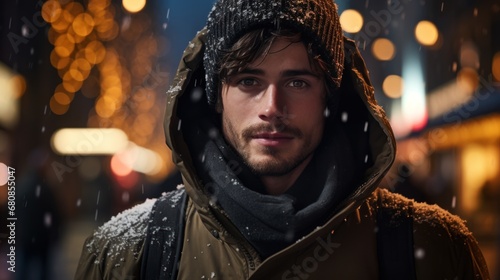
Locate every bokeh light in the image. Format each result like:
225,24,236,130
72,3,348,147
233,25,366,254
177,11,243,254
51,128,128,155
372,38,396,61
415,20,439,46
0,162,7,186
41,0,62,23
53,92,72,105
72,13,95,37
11,74,26,98
383,75,404,98
339,9,364,33
111,154,133,176
50,94,70,115
45,0,173,180
122,0,146,13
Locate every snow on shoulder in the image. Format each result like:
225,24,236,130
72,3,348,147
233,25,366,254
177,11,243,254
85,198,156,262
95,198,156,239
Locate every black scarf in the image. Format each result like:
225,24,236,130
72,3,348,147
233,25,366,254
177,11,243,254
185,118,355,258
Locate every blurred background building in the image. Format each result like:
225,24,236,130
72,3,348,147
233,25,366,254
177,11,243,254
0,0,499,279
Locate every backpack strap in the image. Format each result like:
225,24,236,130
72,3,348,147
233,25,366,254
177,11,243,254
141,188,187,280
376,200,417,280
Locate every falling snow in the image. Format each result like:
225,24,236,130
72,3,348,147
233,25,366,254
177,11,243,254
44,212,52,228
21,25,29,37
341,112,348,122
414,247,425,259
191,87,203,102
324,107,330,117
208,128,218,139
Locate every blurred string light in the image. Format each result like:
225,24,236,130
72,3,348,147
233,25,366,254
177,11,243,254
44,0,174,181
43,0,117,115
339,9,364,33
414,20,439,46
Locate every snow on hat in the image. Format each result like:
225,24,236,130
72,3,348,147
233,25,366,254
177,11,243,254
204,0,345,106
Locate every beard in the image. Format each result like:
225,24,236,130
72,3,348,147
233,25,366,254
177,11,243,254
222,116,316,177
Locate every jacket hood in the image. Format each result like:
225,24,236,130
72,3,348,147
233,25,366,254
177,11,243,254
163,28,396,219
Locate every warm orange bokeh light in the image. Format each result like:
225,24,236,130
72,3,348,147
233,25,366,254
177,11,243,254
11,75,27,98
339,9,363,33
41,0,62,23
50,95,70,115
383,75,404,98
53,92,72,105
415,20,439,46
122,0,146,13
372,38,396,61
73,13,95,37
54,34,75,57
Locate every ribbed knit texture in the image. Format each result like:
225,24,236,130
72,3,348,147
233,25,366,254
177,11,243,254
204,0,345,106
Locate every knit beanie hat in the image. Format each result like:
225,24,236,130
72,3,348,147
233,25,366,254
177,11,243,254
204,0,345,106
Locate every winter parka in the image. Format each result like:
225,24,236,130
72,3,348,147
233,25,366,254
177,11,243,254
75,29,490,279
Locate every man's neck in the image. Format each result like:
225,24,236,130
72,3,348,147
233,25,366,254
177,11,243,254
261,154,314,195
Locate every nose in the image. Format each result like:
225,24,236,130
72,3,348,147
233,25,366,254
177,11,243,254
258,84,285,122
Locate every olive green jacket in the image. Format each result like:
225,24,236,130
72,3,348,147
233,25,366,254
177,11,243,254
75,29,490,279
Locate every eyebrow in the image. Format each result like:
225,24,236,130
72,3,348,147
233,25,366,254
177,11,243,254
236,67,321,79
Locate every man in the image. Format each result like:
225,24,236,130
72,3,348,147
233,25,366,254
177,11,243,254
76,0,490,279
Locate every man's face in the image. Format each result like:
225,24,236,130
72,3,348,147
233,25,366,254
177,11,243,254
221,36,327,176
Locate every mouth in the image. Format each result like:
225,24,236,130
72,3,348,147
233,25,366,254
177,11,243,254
251,132,294,147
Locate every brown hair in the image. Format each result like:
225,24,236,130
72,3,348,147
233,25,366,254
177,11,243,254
216,28,336,110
